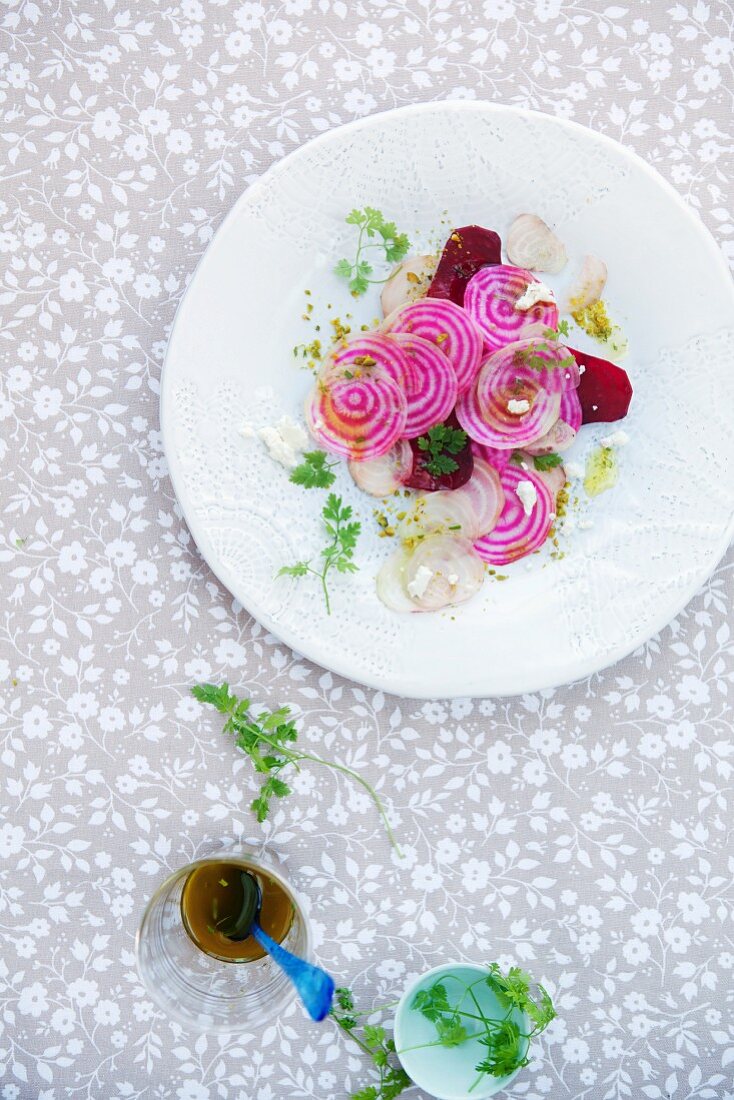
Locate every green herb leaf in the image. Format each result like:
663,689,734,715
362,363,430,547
193,686,399,850
335,208,411,298
543,318,571,341
331,989,411,1100
277,561,310,578
435,1016,470,1047
290,450,338,489
532,452,563,471
476,1018,528,1078
409,963,556,1086
334,258,353,279
416,424,468,477
278,493,361,615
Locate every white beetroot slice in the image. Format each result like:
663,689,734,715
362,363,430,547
377,535,485,613
400,490,481,542
565,254,607,311
380,254,436,316
453,458,505,537
536,463,566,499
376,547,417,612
506,214,567,274
523,418,577,455
348,440,413,497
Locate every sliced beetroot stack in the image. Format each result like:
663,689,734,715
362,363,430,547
302,222,633,612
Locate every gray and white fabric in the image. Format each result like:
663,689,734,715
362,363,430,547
1,2,733,1098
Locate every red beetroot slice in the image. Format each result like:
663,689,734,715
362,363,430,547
404,413,474,491
428,225,502,307
571,347,633,424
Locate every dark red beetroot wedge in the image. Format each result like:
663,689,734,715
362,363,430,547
571,347,633,424
404,413,474,491
428,225,502,307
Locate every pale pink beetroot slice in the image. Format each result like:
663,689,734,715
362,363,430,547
428,225,502,307
570,347,633,424
404,413,474,491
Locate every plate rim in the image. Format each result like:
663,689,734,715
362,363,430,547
160,99,734,699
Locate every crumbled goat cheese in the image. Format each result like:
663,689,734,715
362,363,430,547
564,461,584,479
600,429,629,448
447,573,459,585
579,364,586,374
579,518,594,530
516,479,538,517
515,280,556,311
507,398,531,415
240,422,256,438
257,415,308,469
407,564,434,599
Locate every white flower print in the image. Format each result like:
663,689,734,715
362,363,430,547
32,386,63,420
486,740,515,774
625,937,651,963
677,892,711,925
461,857,491,893
1,5,732,1098
139,106,171,134
92,107,122,141
58,541,87,575
630,908,662,938
0,823,25,859
18,982,48,1018
58,268,89,302
22,706,51,740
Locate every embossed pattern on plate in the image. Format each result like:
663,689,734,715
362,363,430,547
161,102,734,697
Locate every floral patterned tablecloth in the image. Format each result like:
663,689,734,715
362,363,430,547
1,2,733,1098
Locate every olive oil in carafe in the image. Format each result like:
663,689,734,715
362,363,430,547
180,861,294,962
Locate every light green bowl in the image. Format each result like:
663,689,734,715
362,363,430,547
393,962,529,1100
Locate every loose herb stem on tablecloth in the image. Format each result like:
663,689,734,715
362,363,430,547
191,684,400,853
331,988,411,1100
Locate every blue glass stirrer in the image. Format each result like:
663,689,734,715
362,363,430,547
229,871,334,1022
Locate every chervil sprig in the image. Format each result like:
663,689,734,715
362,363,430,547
278,492,360,614
290,450,338,489
191,684,400,851
416,423,468,477
335,208,410,296
532,452,563,471
331,988,411,1100
408,964,556,1087
543,319,571,340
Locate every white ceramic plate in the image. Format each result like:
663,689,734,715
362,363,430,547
161,102,734,699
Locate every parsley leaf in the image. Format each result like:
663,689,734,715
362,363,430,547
290,450,338,489
278,493,361,615
331,988,411,1100
410,963,556,1085
543,318,571,340
192,686,399,849
277,561,310,577
532,452,563,471
416,423,468,477
335,208,411,297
